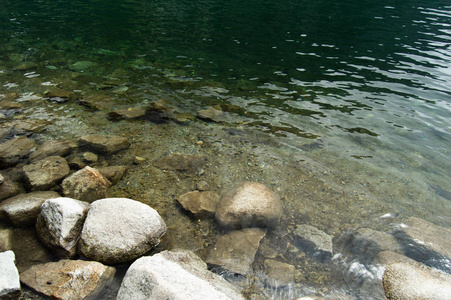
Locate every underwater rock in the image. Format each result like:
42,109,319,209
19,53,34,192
4,119,49,135
78,198,167,264
0,136,35,168
0,229,13,252
0,191,59,227
154,153,207,172
61,166,111,202
382,261,451,300
143,99,171,123
36,198,90,258
0,100,21,110
197,106,227,122
215,182,283,229
79,135,130,154
79,93,116,111
20,259,115,300
177,190,220,218
264,259,296,287
96,166,127,185
68,61,97,72
172,112,195,125
12,61,38,70
117,249,245,300
107,107,146,120
349,228,401,261
23,156,70,190
206,228,267,275
375,251,417,267
29,139,77,161
82,152,98,164
0,175,20,201
0,251,20,298
293,224,333,262
44,88,73,102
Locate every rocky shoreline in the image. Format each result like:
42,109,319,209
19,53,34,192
0,92,450,299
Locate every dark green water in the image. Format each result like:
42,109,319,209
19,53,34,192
1,0,451,298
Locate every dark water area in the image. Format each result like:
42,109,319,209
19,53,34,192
1,0,451,299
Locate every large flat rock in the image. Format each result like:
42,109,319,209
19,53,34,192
0,137,35,168
23,156,70,190
79,135,130,154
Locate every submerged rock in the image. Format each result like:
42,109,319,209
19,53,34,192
0,251,20,298
79,135,130,154
108,107,146,120
20,259,115,300
79,93,116,111
177,190,220,218
154,153,207,172
0,136,35,168
264,259,296,287
44,88,74,102
293,224,333,262
206,228,267,275
68,61,97,72
197,106,227,122
349,228,401,261
96,166,127,185
0,191,59,227
215,182,283,229
23,156,70,190
36,198,90,258
61,166,111,202
29,140,77,161
383,261,451,300
78,198,167,264
117,249,245,300
4,119,49,135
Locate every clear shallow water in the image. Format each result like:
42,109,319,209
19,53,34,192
0,0,450,299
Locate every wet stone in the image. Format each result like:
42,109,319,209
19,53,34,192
96,166,127,185
264,259,296,287
215,181,283,229
79,135,130,154
383,261,451,300
23,156,70,190
4,119,50,135
349,228,401,262
197,106,227,122
0,175,20,201
293,224,333,262
375,251,418,267
0,100,21,110
117,249,245,300
206,228,267,275
20,259,116,300
78,198,167,264
177,190,220,218
154,153,207,172
0,136,35,168
36,197,90,258
29,139,77,161
44,88,73,102
68,60,97,72
0,229,13,252
12,61,38,70
79,93,116,111
82,152,98,163
61,166,111,203
0,251,20,298
107,107,146,120
0,191,60,227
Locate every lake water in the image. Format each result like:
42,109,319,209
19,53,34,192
1,0,450,299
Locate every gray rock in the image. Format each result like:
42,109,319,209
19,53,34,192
78,198,167,264
61,166,111,202
36,198,90,258
29,140,77,161
383,261,451,300
0,251,20,298
206,228,267,275
264,260,295,287
0,191,59,226
117,249,245,300
0,175,20,201
154,153,207,172
79,135,130,154
108,107,146,120
23,156,70,190
350,228,401,261
215,182,283,229
293,224,333,262
177,190,220,218
0,229,13,252
0,136,35,168
96,166,127,185
20,259,115,300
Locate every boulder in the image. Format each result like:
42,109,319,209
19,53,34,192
264,260,296,287
0,251,20,298
383,261,451,300
154,153,207,172
350,228,401,261
293,224,333,262
215,182,283,229
177,190,220,218
78,135,130,154
117,249,245,300
36,198,90,258
29,140,76,161
78,198,167,264
0,175,20,201
0,229,13,252
23,156,70,190
96,166,127,185
0,136,35,168
20,259,115,300
61,166,111,202
0,191,59,226
206,228,267,275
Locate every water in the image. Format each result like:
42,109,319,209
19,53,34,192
1,0,450,299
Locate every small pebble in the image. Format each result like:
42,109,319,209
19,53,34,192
134,156,146,164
